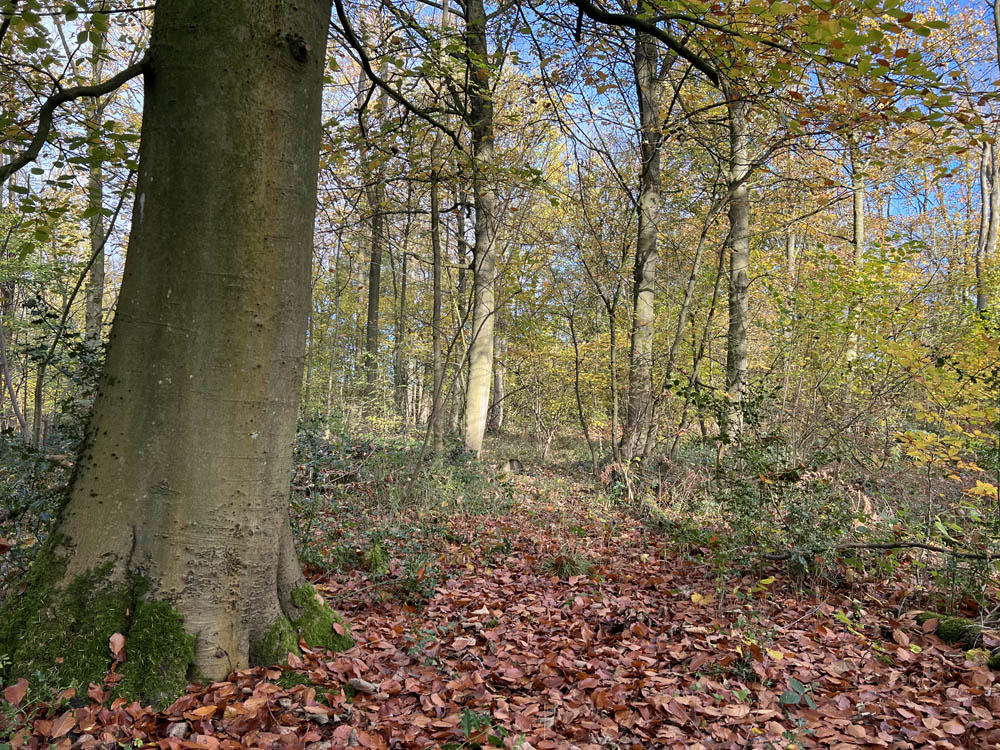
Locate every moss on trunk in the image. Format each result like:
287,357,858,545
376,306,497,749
250,584,353,667
0,540,193,707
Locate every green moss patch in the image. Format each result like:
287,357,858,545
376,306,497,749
0,540,129,690
250,584,353,667
116,601,195,708
916,612,982,648
289,583,353,653
0,538,193,706
250,615,299,667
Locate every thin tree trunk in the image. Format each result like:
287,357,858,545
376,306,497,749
569,312,597,473
845,137,865,363
0,312,26,435
431,172,445,450
620,17,661,462
463,0,497,454
360,61,390,398
976,142,991,313
722,91,750,444
608,301,621,464
85,31,106,346
449,191,468,433
487,306,504,433
303,311,314,415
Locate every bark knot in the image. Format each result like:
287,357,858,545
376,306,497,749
284,33,310,64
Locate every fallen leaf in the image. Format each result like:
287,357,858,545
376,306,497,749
109,632,125,660
4,678,28,706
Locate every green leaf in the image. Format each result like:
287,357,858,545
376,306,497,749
779,690,801,705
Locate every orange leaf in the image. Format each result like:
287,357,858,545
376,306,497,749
109,632,126,660
50,710,76,738
4,678,28,706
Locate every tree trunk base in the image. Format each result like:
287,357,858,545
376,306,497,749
0,537,351,708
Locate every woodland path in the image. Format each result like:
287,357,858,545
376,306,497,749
5,471,999,749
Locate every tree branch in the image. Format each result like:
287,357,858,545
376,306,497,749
0,52,149,187
332,0,463,149
565,0,720,87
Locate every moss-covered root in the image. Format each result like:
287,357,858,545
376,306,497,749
916,612,983,649
116,601,195,707
0,544,194,708
251,584,353,666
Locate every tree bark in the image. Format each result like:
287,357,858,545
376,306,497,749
620,17,661,462
845,137,865,363
85,31,107,346
449,192,469,433
360,58,390,398
487,306,505,433
722,90,750,444
976,142,991,314
431,171,445,450
463,0,498,454
1,0,349,699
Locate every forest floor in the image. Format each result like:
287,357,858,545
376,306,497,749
4,464,1000,749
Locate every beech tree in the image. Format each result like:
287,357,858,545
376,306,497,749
0,0,350,701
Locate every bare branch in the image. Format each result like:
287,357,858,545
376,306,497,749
0,53,149,186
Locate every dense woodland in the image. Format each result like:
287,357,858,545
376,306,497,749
1,0,1000,747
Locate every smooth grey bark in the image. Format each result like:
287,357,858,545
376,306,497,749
46,0,336,679
449,191,469,433
463,0,498,454
722,91,750,444
620,18,662,462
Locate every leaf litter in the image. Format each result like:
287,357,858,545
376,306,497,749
3,472,999,749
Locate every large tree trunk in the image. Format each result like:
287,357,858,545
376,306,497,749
463,0,498,454
0,0,349,703
721,91,750,444
620,19,661,462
